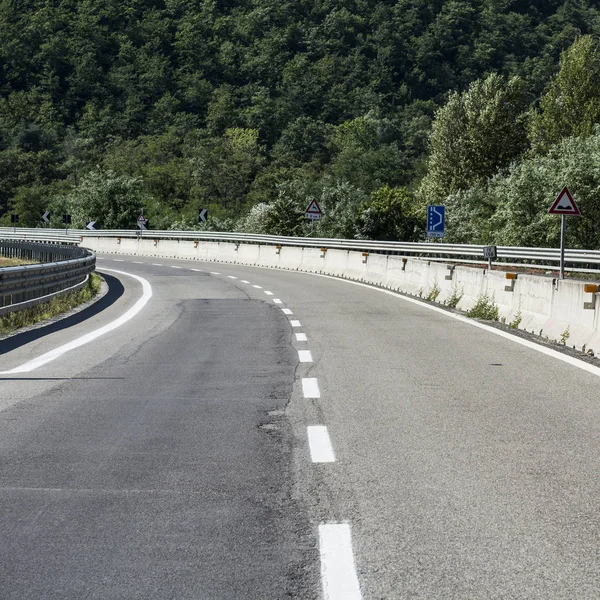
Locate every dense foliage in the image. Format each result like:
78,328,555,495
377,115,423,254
1,0,600,245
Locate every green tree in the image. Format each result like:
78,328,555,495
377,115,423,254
417,73,529,205
530,35,600,154
448,130,600,249
59,169,146,229
358,185,420,241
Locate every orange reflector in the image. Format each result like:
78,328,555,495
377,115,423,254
362,252,369,257
402,258,408,263
321,248,327,252
584,284,598,293
505,273,517,280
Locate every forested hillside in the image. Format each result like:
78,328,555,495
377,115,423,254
1,0,600,246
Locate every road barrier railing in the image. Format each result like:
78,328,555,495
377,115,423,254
1,227,600,273
0,239,96,317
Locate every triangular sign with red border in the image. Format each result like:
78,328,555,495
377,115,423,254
548,187,581,216
305,199,322,215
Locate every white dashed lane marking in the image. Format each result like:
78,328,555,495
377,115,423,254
307,426,336,463
296,333,308,342
171,266,182,269
210,272,221,275
132,261,144,264
302,378,320,399
299,350,313,363
253,285,262,289
227,275,237,279
190,269,203,272
113,259,124,262
152,263,163,266
273,299,283,305
319,524,362,600
290,320,301,328
241,280,250,284
282,308,293,315
264,291,274,296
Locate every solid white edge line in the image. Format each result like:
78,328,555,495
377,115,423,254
290,320,302,328
94,255,600,378
308,426,336,463
0,268,153,374
299,350,313,363
309,273,600,379
319,523,362,600
296,333,308,342
302,378,320,398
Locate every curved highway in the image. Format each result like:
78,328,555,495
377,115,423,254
1,255,599,599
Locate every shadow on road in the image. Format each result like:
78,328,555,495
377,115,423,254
0,273,124,356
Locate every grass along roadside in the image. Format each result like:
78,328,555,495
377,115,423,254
0,272,103,335
0,257,34,267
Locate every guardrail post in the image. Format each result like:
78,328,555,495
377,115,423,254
362,252,369,264
445,265,455,281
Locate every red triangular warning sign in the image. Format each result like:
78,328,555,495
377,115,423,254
305,199,322,215
549,187,581,216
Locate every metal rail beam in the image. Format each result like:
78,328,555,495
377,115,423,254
0,240,96,317
1,227,600,272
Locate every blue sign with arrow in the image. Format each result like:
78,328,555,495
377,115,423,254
427,205,445,238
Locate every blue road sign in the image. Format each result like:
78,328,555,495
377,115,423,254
427,205,445,238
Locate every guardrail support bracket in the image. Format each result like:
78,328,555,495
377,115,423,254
505,273,517,292
584,284,598,310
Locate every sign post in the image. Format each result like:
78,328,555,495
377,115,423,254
483,245,497,271
62,214,71,234
548,187,581,279
427,205,445,239
137,214,148,237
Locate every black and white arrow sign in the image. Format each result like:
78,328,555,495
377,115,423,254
86,221,97,231
199,208,208,222
42,211,50,223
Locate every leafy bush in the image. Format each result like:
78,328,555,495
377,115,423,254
467,293,499,321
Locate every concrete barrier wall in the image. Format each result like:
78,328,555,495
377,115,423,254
84,236,600,353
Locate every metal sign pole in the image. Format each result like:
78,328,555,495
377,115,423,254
560,214,566,280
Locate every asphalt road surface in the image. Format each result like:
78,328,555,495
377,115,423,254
1,255,599,599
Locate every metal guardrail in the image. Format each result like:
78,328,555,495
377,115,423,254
0,239,96,317
1,227,600,273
